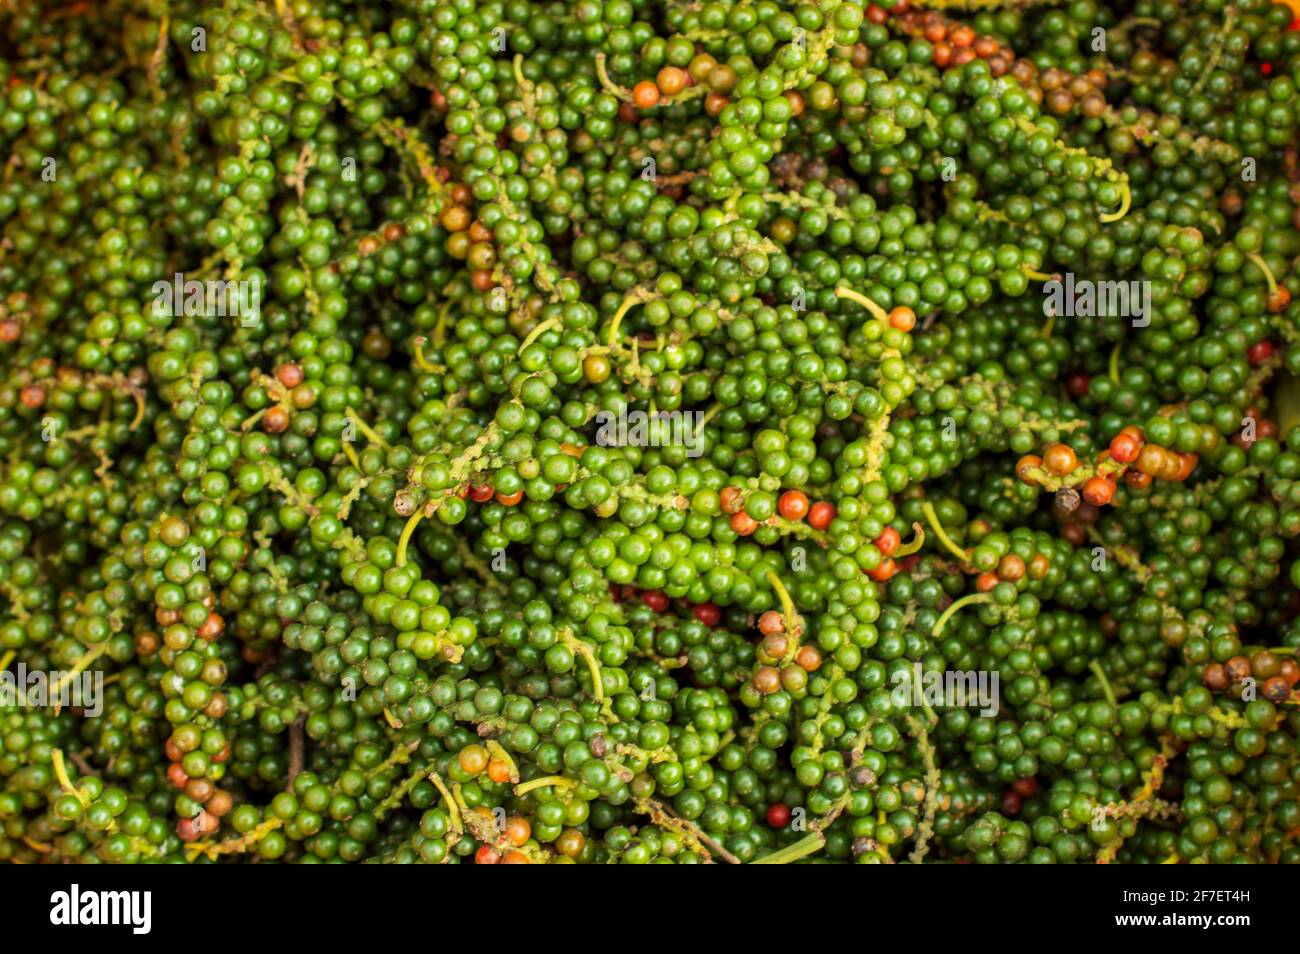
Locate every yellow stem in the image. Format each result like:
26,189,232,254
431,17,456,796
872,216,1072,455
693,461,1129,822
396,510,426,567
606,289,655,350
1089,660,1117,708
751,832,826,864
562,629,605,704
1247,251,1279,296
921,501,969,563
240,408,267,432
894,522,926,557
1099,178,1131,224
594,52,631,100
412,336,436,372
428,771,464,834
514,775,577,798
51,749,88,806
834,286,889,322
0,649,13,672
486,740,520,782
344,407,390,450
1109,341,1122,384
932,592,994,638
518,316,560,354
1021,265,1055,282
432,306,449,348
766,569,797,630
342,441,362,472
698,402,724,429
50,642,109,715
129,390,147,430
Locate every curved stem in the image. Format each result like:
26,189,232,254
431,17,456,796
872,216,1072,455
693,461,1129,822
894,522,926,557
1099,177,1131,224
834,286,889,323
1089,660,1118,709
342,441,362,472
128,389,147,430
344,407,391,450
1021,265,1056,282
51,749,87,805
396,510,426,567
49,641,108,715
751,831,826,864
606,289,655,350
486,740,520,783
766,569,797,630
518,316,560,354
562,629,605,704
428,770,463,834
931,592,993,638
1109,341,1122,384
240,408,267,432
412,335,437,372
514,775,577,798
432,306,449,348
1247,251,1279,296
921,501,969,563
594,52,631,101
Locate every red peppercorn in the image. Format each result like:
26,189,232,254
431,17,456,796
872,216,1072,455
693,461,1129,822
1082,476,1115,506
1108,432,1142,464
867,558,896,582
777,489,810,521
807,501,836,530
1247,339,1275,365
1011,777,1038,798
641,590,669,613
730,510,758,535
693,602,721,626
1065,370,1090,397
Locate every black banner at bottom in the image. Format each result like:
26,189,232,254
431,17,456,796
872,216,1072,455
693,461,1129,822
4,861,1273,943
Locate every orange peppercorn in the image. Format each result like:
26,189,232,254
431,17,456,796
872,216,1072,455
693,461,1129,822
888,306,916,331
632,81,660,109
807,501,836,530
875,526,901,556
656,67,687,96
1082,476,1115,506
1042,443,1078,476
778,489,810,521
